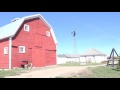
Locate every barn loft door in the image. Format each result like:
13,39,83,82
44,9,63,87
35,34,42,47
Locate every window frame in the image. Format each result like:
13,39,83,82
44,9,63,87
4,47,8,54
19,46,25,53
24,24,29,32
46,31,50,37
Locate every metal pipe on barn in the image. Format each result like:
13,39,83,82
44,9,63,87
9,37,12,69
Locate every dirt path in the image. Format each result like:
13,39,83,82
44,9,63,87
5,64,106,78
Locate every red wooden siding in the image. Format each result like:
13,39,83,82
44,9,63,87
0,38,9,69
32,48,45,67
35,34,42,47
45,50,56,66
11,18,56,68
0,17,56,69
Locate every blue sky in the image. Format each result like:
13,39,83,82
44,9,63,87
0,12,120,56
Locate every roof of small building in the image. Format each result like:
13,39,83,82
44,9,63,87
57,54,66,58
57,54,80,58
0,14,58,45
80,48,106,56
63,54,80,58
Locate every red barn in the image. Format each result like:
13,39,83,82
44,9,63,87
0,14,58,69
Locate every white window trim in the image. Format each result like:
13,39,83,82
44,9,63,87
4,47,8,54
46,31,50,37
24,24,29,32
19,46,25,53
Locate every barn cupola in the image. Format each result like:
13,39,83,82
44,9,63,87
11,18,20,22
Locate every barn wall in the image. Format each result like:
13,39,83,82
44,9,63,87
45,50,56,66
12,20,33,67
32,48,46,67
12,18,56,68
0,38,9,68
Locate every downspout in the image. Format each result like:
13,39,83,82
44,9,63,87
9,37,12,69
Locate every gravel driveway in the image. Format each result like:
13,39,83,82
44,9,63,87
5,64,106,78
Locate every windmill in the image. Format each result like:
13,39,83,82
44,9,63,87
107,48,119,67
71,29,79,62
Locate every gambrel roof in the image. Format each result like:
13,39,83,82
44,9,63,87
0,14,58,44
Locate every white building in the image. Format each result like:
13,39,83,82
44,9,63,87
80,48,107,63
57,54,80,64
57,48,107,64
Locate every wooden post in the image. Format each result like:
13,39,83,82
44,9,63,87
118,56,120,66
112,49,114,67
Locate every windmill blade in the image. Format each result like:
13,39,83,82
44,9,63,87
71,29,76,36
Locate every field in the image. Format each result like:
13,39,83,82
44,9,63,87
58,61,106,66
0,68,30,78
1,62,120,78
56,66,120,78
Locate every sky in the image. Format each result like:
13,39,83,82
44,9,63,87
0,12,120,56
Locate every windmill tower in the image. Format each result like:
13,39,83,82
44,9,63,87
71,29,79,61
107,48,119,67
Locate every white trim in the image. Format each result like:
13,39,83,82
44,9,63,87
4,47,8,54
50,28,58,45
0,14,58,45
39,14,58,45
9,37,12,69
46,31,50,37
19,46,25,53
23,14,58,45
24,24,29,32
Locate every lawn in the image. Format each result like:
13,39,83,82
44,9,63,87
1,62,116,78
76,66,120,78
56,66,120,78
0,68,30,78
58,62,106,66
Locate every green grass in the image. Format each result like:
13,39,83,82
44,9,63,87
57,66,120,78
58,62,80,66
55,66,120,78
0,68,30,78
76,66,120,78
58,62,106,66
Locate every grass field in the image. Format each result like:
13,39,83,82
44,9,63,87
58,62,106,66
0,68,30,78
76,66,120,78
56,66,120,78
0,62,116,78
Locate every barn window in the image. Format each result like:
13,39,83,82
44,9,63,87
19,46,25,53
4,47,8,54
24,24,29,32
46,31,50,37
